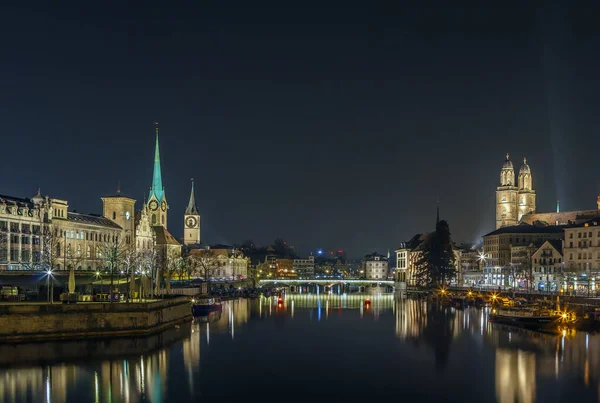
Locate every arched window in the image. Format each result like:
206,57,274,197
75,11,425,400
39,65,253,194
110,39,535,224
67,244,72,258
77,245,81,257
56,243,61,257
152,214,156,224
87,245,91,258
112,211,116,219
161,215,165,224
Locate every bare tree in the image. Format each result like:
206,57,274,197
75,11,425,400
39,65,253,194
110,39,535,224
121,245,139,302
20,225,62,302
99,234,127,302
162,247,184,292
141,243,159,299
185,255,198,281
189,249,218,281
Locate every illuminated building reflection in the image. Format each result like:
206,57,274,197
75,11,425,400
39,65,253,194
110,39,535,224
495,349,536,403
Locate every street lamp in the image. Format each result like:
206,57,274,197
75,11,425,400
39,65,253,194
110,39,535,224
46,269,53,304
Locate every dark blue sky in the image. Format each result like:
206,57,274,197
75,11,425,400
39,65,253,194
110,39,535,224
1,2,599,256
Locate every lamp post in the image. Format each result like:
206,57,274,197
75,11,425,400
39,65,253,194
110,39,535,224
46,269,52,304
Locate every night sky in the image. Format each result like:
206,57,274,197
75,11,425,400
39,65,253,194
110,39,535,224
2,2,600,257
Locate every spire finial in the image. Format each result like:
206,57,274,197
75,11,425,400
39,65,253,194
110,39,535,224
149,122,165,203
557,200,560,213
436,197,440,226
117,180,120,195
506,153,510,160
523,157,527,164
186,177,199,215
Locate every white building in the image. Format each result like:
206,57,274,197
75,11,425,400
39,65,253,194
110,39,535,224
362,252,388,280
293,255,315,278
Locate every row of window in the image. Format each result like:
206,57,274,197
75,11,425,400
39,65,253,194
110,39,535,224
566,240,600,248
568,252,599,261
569,231,600,239
0,221,41,234
533,258,562,264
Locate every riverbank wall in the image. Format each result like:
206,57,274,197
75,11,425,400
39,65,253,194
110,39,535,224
0,297,192,342
0,325,191,367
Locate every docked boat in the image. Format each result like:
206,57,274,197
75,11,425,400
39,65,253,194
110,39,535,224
191,297,222,316
489,306,564,330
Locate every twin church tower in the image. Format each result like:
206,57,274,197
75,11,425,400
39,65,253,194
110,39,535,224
495,153,536,229
146,124,201,245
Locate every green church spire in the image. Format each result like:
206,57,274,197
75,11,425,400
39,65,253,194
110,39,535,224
149,122,165,203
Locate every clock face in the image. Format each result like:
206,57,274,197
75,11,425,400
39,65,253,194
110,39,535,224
161,200,167,211
186,216,197,228
149,200,158,211
125,211,130,220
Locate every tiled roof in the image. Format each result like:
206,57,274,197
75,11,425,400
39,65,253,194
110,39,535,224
484,224,566,237
363,252,388,261
153,226,180,246
67,212,122,229
565,217,600,229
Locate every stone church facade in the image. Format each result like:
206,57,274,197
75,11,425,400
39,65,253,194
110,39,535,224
495,154,536,229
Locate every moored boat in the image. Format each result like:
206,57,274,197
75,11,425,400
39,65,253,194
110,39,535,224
191,297,222,316
489,305,566,330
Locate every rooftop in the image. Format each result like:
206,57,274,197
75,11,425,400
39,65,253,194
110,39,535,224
67,212,122,229
484,223,566,237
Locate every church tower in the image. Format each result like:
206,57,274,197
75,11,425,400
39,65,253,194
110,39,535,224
517,157,536,221
496,153,518,229
147,123,168,229
183,179,201,245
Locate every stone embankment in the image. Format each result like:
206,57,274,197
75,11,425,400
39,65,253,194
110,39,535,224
0,296,192,342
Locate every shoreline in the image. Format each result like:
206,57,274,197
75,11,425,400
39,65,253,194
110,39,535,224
0,296,193,343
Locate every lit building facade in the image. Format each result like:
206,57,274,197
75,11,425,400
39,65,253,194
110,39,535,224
563,218,600,294
482,224,564,287
0,191,127,272
293,255,315,278
0,125,181,273
496,154,536,229
531,240,563,292
362,252,388,280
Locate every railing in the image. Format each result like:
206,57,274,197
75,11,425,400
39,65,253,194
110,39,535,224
157,287,202,296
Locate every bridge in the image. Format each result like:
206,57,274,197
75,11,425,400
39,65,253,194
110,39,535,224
258,279,395,287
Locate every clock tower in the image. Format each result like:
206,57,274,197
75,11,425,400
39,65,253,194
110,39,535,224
147,123,168,229
184,178,200,245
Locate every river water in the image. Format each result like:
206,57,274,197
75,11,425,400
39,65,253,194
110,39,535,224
0,294,598,402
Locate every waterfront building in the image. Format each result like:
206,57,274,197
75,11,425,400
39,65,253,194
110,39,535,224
0,125,181,273
531,240,563,292
563,217,600,294
456,245,484,287
276,257,296,278
362,252,388,280
395,233,462,286
293,255,315,278
395,234,426,285
0,191,127,272
482,224,564,287
187,246,248,280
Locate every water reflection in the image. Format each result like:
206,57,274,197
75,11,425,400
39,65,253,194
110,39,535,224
1,296,600,402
